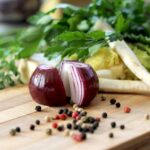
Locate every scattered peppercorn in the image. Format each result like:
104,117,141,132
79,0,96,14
124,106,131,113
44,116,51,122
67,111,73,117
35,120,40,125
73,119,77,124
59,114,67,120
74,124,79,130
93,122,99,130
109,132,114,138
35,105,42,112
72,133,83,142
9,129,16,136
95,117,101,122
116,102,121,108
46,128,52,135
102,112,107,118
81,111,87,116
63,108,69,114
58,109,64,114
73,104,78,109
111,122,116,128
101,95,106,101
144,114,150,120
66,123,72,130
64,129,70,136
81,133,87,140
120,125,125,130
30,124,35,130
110,98,116,105
89,127,94,133
57,125,64,132
55,115,60,120
52,122,58,129
72,112,78,119
15,127,21,132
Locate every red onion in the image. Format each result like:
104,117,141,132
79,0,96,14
29,65,67,106
60,61,99,106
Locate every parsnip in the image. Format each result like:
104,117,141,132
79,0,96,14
93,20,150,87
99,78,150,94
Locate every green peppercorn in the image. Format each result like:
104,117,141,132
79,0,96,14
46,128,52,135
9,129,16,136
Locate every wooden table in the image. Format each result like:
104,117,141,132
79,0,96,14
0,86,149,150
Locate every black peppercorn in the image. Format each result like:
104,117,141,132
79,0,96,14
74,125,79,130
89,127,94,133
109,132,114,138
67,111,73,117
111,122,116,128
93,122,99,130
58,109,64,114
101,95,106,101
35,120,40,125
81,133,87,140
120,125,125,130
63,108,68,114
57,125,64,132
78,126,83,132
73,119,77,124
30,124,35,130
15,127,21,132
66,123,72,129
35,106,42,112
102,112,107,118
110,98,116,105
88,117,95,124
116,102,121,108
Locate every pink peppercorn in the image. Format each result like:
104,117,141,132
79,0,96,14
72,134,82,142
95,117,101,122
55,115,60,120
52,122,58,128
59,114,67,120
72,112,78,119
124,106,131,113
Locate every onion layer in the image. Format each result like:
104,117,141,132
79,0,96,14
60,61,99,106
29,65,67,106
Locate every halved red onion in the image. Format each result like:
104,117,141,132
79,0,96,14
60,61,99,106
29,65,67,106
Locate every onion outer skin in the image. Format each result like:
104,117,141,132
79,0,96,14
29,65,67,106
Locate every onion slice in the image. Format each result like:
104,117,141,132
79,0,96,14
29,65,67,106
60,61,99,106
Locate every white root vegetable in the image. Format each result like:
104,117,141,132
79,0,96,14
99,78,150,94
96,69,114,79
93,20,150,87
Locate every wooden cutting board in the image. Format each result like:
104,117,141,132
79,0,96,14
0,86,149,150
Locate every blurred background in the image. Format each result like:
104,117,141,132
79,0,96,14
0,0,91,34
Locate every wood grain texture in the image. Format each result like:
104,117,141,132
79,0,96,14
0,86,149,150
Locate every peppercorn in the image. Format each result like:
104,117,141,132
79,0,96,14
81,111,87,116
35,105,42,112
81,133,87,140
52,122,58,129
77,108,83,112
89,127,94,133
144,114,150,120
44,116,51,122
124,106,131,113
109,132,114,138
74,124,79,130
9,129,16,136
111,122,116,128
93,122,99,130
110,98,116,105
73,119,77,124
66,123,72,130
95,117,101,122
101,95,106,101
35,120,40,125
72,112,78,119
88,116,95,123
72,133,82,142
64,129,70,136
73,104,78,109
59,114,67,120
46,128,52,135
58,109,64,114
78,126,83,132
67,111,73,117
15,127,21,132
57,125,64,132
116,102,121,108
30,124,35,130
120,125,125,130
102,112,107,118
63,108,69,114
